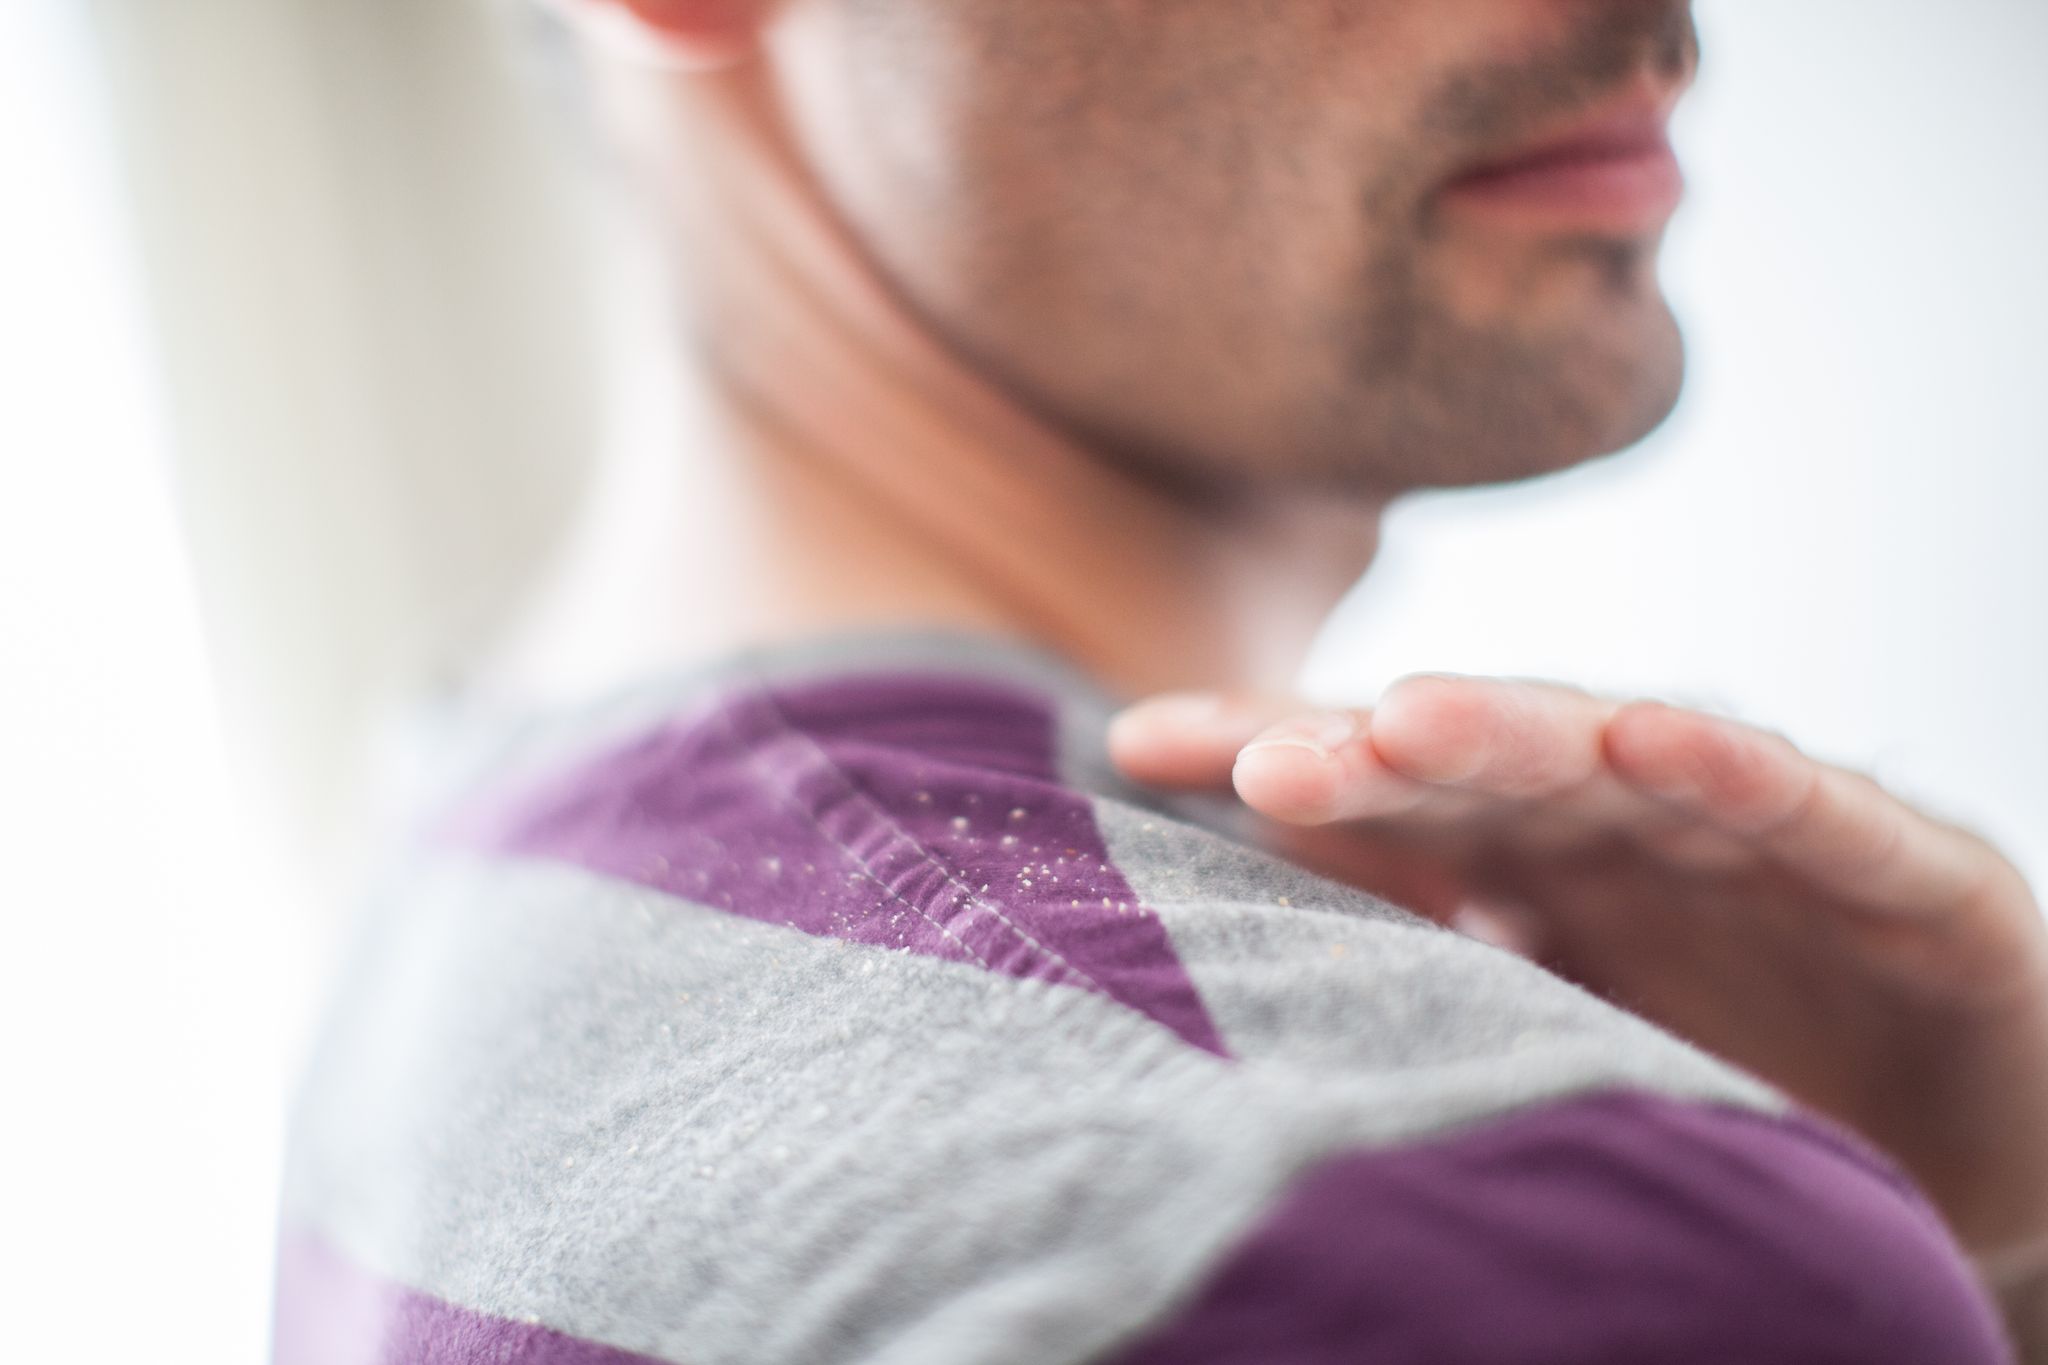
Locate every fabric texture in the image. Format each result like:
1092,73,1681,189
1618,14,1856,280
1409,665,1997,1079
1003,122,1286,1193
276,629,2014,1364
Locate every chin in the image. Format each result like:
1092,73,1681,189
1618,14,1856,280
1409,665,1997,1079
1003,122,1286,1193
1451,302,1687,489
1581,309,1688,456
1561,334,1686,463
1306,310,1688,495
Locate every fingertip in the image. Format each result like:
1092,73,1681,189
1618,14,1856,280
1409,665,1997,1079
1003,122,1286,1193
1604,700,1719,800
1371,673,1492,783
1108,691,1274,790
1106,691,1216,756
1604,700,1797,821
1601,699,1679,780
1232,741,1343,824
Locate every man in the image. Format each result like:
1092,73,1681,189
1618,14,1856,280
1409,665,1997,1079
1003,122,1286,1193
276,1,2048,1360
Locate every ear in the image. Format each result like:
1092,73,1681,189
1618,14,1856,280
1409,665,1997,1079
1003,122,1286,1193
578,0,774,70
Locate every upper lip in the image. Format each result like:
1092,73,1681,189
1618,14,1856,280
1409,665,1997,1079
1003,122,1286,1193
1447,79,1687,185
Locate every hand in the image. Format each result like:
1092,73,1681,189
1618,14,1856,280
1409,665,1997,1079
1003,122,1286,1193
1107,674,2048,1255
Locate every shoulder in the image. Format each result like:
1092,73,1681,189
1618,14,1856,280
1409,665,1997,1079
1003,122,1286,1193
411,661,2010,1362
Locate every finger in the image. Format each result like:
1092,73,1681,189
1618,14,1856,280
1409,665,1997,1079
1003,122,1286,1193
1604,700,2003,914
1106,691,1303,789
1231,706,1491,826
1630,818,1759,872
1370,673,1616,796
1363,674,1680,846
1233,673,1663,832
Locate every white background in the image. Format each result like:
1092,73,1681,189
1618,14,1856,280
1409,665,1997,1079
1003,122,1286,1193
1,2,2042,1360
0,6,310,1363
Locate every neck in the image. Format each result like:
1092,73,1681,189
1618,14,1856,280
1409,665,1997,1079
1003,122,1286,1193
484,60,1383,707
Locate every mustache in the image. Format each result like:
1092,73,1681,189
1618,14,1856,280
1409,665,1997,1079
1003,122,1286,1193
1419,1,1699,150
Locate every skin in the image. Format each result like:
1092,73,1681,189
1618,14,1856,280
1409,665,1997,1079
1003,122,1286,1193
766,0,1696,495
1108,679,2048,1256
533,0,2048,1285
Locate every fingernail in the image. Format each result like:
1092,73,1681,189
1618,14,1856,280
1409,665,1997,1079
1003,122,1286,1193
1242,710,1359,760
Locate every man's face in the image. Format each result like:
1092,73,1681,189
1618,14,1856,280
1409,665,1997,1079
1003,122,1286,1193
769,0,1699,497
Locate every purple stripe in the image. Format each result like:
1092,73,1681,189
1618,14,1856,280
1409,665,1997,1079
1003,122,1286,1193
1106,1091,2011,1365
272,1227,672,1365
445,671,1225,1055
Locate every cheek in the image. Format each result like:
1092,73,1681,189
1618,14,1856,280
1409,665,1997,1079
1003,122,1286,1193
786,0,1456,297
776,0,1597,473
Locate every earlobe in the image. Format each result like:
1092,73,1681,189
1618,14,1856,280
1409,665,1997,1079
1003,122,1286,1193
579,0,771,70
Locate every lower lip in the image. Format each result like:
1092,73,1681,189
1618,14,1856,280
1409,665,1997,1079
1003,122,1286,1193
1439,141,1684,235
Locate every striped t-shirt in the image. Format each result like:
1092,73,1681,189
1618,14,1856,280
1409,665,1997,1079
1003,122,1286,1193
276,630,2013,1363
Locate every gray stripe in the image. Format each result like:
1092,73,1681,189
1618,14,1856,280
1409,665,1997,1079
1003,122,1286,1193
1092,798,1783,1102
289,843,1778,1365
